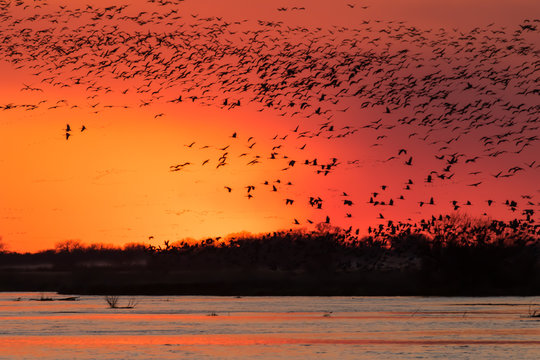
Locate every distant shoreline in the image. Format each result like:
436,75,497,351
1,221,538,297
0,268,537,297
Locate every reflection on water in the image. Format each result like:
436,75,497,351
0,294,539,359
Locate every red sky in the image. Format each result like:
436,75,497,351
0,0,538,252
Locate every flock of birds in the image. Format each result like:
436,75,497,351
0,0,538,234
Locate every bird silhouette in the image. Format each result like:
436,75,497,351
0,1,535,230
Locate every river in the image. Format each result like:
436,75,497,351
0,293,538,359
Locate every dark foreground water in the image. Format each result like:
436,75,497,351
0,293,538,359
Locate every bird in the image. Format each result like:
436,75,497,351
2,1,535,234
468,182,482,187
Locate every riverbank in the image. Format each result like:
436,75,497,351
1,222,538,296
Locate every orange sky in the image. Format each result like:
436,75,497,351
0,0,538,252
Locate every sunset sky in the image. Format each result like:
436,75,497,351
0,0,538,252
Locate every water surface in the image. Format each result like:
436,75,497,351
0,293,538,359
